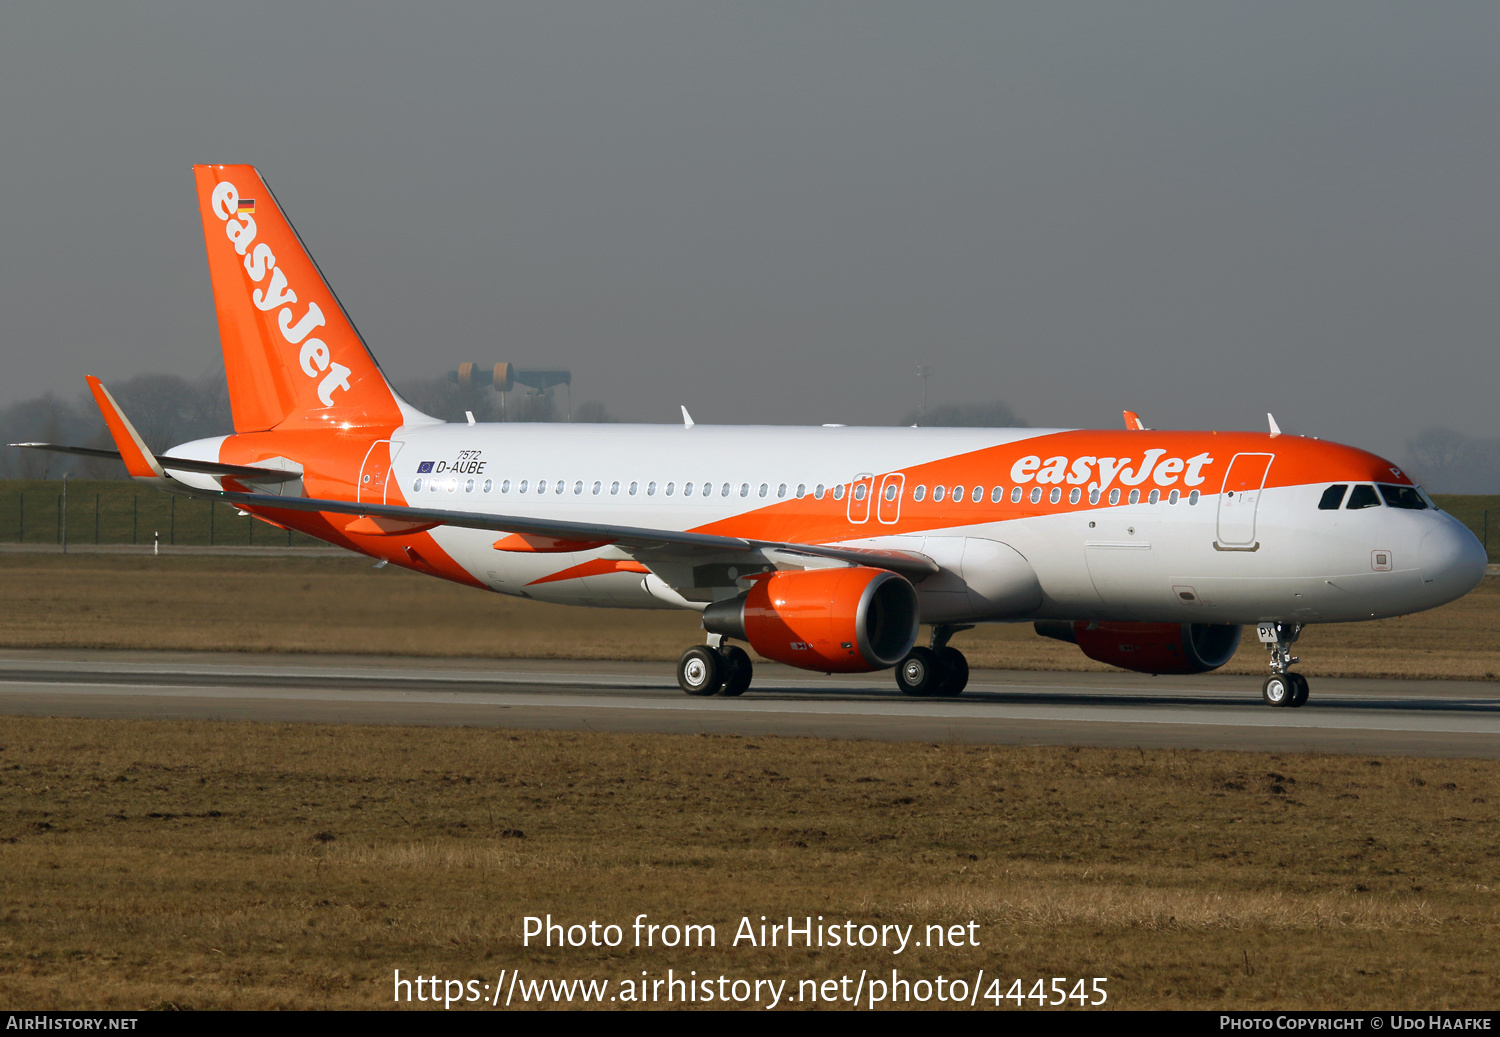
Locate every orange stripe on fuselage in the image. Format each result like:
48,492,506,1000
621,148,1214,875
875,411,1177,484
217,428,487,589
690,430,1409,545
528,558,651,586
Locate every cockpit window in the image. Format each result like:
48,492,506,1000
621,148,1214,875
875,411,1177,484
1378,484,1429,510
1345,485,1381,510
1318,485,1348,510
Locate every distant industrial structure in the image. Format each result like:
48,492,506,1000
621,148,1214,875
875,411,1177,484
448,363,572,420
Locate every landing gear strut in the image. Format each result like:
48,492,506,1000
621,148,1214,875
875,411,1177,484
676,636,755,697
1257,621,1308,708
895,625,972,697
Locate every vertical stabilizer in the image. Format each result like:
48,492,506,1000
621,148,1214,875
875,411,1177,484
193,165,426,432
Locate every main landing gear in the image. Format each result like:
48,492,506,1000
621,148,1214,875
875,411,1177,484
1257,621,1309,708
677,637,753,697
895,625,972,697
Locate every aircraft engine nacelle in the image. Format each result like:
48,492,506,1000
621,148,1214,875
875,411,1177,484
703,567,920,673
1035,620,1242,675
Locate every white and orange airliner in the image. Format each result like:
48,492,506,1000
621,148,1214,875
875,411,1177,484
19,166,1488,707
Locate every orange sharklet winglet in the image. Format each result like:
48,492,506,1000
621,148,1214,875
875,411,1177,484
1123,410,1145,431
86,377,166,479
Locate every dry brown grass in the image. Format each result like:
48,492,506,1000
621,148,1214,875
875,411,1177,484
2,554,1498,680
1,717,1497,1010
0,554,701,660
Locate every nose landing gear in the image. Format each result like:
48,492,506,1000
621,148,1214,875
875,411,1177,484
1257,622,1309,708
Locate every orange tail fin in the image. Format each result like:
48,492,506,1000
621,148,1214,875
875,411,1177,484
193,165,425,432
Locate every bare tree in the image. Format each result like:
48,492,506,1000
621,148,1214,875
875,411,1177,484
572,401,618,423
1405,427,1500,494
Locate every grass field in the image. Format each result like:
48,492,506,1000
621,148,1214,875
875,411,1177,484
0,718,1496,1010
2,553,1498,680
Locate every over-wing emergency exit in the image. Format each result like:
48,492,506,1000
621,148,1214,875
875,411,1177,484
16,166,1487,708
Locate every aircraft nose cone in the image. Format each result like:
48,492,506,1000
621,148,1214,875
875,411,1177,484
1417,517,1487,604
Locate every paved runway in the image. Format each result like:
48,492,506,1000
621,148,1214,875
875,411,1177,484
0,649,1496,757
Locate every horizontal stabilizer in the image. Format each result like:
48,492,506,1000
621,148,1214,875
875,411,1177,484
9,442,301,483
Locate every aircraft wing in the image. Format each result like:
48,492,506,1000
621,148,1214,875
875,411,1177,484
214,489,940,578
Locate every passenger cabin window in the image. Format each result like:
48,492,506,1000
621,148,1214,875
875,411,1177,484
1346,485,1381,510
1378,484,1429,510
1319,485,1348,510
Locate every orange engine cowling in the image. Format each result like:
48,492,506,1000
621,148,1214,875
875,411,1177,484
1035,620,1242,675
702,567,920,673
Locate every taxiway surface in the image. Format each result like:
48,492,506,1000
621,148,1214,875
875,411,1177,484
0,650,1496,757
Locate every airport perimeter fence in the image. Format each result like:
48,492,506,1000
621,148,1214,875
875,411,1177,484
0,480,328,548
0,481,1495,562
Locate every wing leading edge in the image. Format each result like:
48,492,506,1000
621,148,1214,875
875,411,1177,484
214,489,940,578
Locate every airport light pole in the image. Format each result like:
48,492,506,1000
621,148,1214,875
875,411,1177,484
915,364,934,425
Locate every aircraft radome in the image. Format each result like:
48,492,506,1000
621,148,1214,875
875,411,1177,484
16,166,1487,709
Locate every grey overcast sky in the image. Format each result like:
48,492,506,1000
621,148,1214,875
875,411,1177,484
0,2,1495,459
